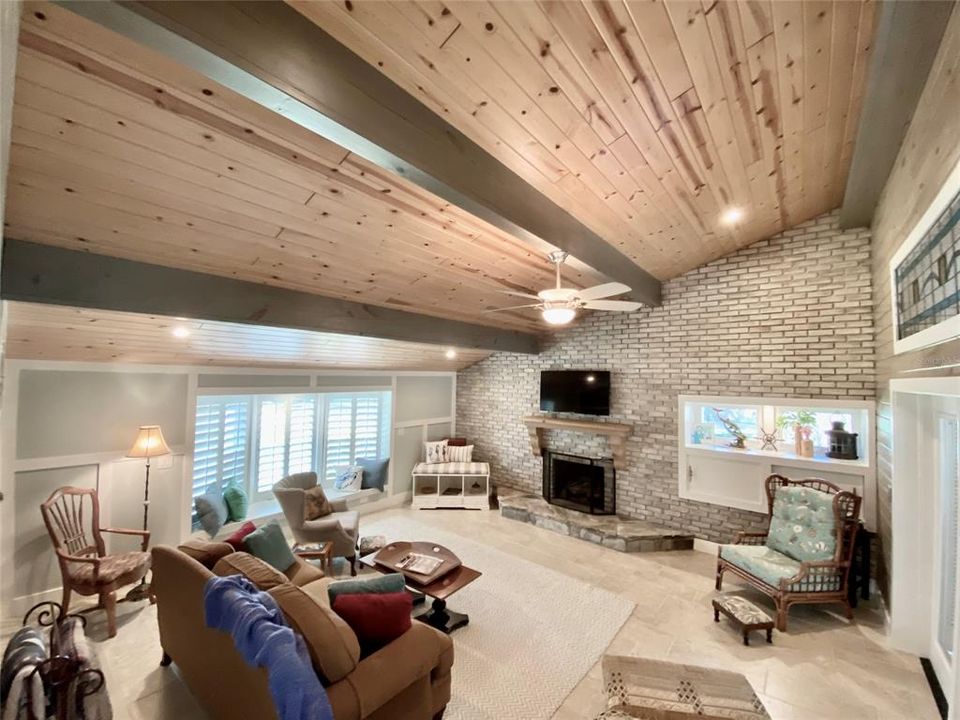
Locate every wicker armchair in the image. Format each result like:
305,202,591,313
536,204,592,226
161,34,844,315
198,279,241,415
716,474,861,631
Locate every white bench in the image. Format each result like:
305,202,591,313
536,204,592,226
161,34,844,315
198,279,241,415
412,462,490,510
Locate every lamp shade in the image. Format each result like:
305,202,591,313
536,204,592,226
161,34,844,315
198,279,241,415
127,425,171,459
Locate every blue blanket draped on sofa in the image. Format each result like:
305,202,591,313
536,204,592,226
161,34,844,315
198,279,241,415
203,575,333,720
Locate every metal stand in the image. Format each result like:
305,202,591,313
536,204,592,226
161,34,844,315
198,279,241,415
125,457,152,602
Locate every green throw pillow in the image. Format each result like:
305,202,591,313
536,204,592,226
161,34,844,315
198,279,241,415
223,485,249,522
244,521,296,572
327,573,406,604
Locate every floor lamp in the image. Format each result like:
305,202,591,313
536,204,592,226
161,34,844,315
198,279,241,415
126,424,171,602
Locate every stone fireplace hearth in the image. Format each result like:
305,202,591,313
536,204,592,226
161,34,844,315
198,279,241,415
499,491,694,553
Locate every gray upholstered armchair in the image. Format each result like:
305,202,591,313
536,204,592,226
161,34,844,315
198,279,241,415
272,471,360,575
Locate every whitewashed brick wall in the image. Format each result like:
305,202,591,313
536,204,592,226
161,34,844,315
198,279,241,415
457,211,875,542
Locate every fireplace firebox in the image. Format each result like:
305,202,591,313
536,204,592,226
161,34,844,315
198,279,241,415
543,450,615,515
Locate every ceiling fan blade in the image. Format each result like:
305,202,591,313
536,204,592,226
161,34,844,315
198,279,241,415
499,290,542,300
482,303,543,314
577,282,631,301
582,300,643,312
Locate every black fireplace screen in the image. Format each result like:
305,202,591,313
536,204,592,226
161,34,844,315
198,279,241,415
543,451,615,515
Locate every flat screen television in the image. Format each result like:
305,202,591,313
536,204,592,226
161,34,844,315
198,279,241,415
540,370,611,416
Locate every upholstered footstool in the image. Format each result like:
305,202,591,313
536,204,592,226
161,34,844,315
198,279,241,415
712,594,774,646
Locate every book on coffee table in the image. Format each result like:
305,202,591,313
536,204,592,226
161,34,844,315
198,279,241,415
396,552,443,575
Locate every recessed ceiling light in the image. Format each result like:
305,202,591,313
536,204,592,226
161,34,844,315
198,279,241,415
171,326,191,338
445,349,457,359
720,206,745,225
542,307,576,325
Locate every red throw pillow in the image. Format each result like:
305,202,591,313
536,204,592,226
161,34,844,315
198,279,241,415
332,592,412,654
225,520,257,551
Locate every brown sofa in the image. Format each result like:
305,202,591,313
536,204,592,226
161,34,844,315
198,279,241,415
153,541,453,719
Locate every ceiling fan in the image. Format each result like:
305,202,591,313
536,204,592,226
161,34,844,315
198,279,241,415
487,251,643,326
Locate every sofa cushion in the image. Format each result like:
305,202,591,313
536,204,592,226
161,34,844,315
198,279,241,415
222,485,249,523
303,485,333,521
245,521,297,572
327,573,406,604
284,557,325,587
719,545,801,589
356,457,389,491
332,592,412,656
213,552,288,591
178,539,234,569
765,486,837,562
268,584,360,684
195,492,228,536
225,521,257,551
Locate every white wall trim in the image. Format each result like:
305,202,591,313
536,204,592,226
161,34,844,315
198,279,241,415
394,416,454,429
693,538,719,555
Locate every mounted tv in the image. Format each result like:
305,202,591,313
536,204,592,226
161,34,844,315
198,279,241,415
540,370,611,416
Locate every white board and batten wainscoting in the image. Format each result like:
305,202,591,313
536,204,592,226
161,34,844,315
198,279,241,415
677,395,877,530
0,360,457,615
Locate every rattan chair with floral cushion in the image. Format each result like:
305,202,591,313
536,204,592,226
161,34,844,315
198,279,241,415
594,654,770,719
716,474,861,631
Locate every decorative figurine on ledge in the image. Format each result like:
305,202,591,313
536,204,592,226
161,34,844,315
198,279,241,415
758,427,778,451
713,408,747,449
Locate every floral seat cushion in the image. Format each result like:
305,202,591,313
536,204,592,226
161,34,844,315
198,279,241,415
765,486,837,562
719,545,801,589
68,550,150,588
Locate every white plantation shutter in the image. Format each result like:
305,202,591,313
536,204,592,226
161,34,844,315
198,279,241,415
256,399,287,492
192,396,251,499
287,396,318,475
353,395,381,460
324,397,354,481
322,394,385,483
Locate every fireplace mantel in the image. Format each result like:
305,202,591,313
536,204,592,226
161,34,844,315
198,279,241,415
522,415,632,470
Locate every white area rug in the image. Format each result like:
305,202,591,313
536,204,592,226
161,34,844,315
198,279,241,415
364,516,635,720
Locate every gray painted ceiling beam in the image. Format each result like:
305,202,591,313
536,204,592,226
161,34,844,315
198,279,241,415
55,0,662,307
839,0,954,228
0,240,541,354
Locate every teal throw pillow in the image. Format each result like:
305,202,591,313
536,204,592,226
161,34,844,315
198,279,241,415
328,573,406,604
223,485,249,522
194,492,228,537
244,520,296,572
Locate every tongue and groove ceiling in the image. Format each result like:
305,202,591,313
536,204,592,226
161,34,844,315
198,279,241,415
4,0,877,364
291,0,877,279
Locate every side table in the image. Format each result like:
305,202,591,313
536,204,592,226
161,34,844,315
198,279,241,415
292,541,333,575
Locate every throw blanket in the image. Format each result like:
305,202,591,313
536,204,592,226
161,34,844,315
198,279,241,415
203,575,333,720
1,627,46,720
58,617,112,720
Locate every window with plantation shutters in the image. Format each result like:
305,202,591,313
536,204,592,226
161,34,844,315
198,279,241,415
192,396,251,500
254,394,319,494
322,393,385,483
192,389,390,505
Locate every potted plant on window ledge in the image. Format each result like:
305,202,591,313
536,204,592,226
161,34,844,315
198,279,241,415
776,410,817,458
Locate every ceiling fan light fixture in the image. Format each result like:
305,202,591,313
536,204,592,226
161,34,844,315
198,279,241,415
542,306,576,326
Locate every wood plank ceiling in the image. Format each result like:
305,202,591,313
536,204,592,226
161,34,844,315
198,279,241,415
5,1,607,336
3,0,878,340
291,0,878,279
3,301,490,370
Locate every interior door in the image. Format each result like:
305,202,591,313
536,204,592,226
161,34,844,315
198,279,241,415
931,397,960,695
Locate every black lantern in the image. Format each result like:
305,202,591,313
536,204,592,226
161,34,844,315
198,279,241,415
826,421,859,460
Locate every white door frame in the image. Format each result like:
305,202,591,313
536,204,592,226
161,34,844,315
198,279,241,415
890,377,960,718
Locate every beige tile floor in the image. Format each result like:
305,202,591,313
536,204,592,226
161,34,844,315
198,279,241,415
5,506,940,720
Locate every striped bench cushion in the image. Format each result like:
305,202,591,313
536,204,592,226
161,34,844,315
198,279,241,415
413,462,490,475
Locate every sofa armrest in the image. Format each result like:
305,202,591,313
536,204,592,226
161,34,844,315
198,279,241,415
340,623,452,718
780,559,844,591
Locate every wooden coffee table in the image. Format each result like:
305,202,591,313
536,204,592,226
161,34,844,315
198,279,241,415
361,541,480,633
